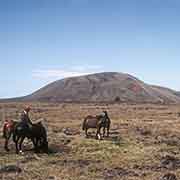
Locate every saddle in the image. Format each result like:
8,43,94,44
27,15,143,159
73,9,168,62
16,121,32,132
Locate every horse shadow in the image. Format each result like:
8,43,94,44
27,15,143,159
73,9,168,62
83,130,121,142
47,144,71,154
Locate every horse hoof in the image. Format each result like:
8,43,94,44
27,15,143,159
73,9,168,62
19,150,24,155
5,148,10,152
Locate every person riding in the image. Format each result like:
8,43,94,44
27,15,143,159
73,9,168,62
20,106,33,129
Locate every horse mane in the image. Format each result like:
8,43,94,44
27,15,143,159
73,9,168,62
85,115,95,119
37,121,42,125
33,118,44,124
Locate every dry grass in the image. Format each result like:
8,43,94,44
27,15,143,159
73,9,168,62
0,103,180,179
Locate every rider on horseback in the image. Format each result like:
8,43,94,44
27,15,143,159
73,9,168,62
20,106,33,129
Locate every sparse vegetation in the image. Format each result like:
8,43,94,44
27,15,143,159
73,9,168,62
0,102,180,179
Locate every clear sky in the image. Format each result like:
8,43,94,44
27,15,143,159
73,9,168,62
1,0,180,98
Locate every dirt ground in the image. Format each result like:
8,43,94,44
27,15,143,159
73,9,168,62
0,102,180,180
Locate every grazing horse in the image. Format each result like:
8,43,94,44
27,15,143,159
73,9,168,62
2,120,18,151
82,111,111,139
101,111,111,137
13,121,48,154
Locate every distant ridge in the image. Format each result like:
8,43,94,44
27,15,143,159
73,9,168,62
1,72,180,104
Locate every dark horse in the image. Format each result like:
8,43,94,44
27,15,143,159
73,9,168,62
13,121,48,154
2,120,18,151
82,111,111,139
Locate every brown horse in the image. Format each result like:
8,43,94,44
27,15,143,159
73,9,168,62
2,119,48,153
13,121,48,154
2,120,18,151
82,111,111,139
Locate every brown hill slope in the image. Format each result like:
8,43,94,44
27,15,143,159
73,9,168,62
18,72,180,104
175,91,180,97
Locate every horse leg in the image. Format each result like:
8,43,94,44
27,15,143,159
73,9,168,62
14,136,20,154
33,138,40,153
4,136,10,152
19,136,25,154
85,128,88,138
103,127,106,137
31,138,37,151
4,139,10,152
3,128,9,151
40,137,49,153
107,125,110,137
96,127,101,140
4,131,11,152
13,134,23,154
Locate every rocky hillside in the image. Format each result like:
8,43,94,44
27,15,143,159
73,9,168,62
16,72,180,104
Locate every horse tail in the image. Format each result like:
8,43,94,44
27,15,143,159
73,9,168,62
39,124,49,153
82,118,87,130
42,125,47,140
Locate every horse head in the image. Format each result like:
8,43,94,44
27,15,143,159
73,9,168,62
103,111,108,117
101,111,111,128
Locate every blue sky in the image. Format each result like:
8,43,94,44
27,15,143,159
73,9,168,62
1,0,180,98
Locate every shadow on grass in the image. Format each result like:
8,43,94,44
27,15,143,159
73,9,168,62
48,144,71,155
